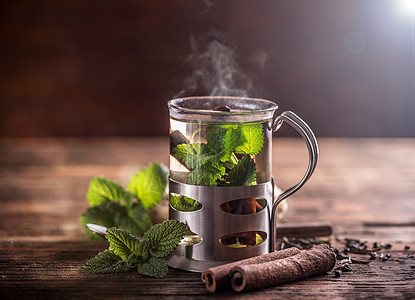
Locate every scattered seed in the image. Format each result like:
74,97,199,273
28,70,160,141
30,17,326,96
382,256,389,261
370,251,378,260
334,270,342,277
347,241,357,248
384,243,392,249
359,242,368,250
404,245,410,250
385,253,391,258
341,263,353,272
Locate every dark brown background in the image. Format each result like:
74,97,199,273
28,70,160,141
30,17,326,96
1,0,414,137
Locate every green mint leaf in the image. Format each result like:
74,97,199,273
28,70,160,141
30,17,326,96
86,177,127,206
169,194,202,212
187,162,225,186
84,250,130,274
206,125,227,153
106,227,141,261
137,239,151,261
115,214,149,238
174,143,214,170
80,201,124,240
124,203,152,236
235,123,264,155
127,253,141,266
123,191,135,207
205,125,240,162
143,220,188,258
174,143,207,157
227,155,257,186
80,201,151,240
137,257,168,278
219,128,241,162
127,163,168,209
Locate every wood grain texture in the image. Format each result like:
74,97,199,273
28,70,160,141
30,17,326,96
0,137,414,299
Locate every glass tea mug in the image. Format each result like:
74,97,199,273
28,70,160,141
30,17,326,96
167,96,318,272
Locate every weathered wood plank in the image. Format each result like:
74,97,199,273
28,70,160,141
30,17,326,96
0,138,414,299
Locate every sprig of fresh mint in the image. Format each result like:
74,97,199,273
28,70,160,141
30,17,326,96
84,220,188,278
80,163,168,240
173,123,263,187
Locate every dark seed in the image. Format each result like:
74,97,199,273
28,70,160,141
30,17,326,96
213,105,231,112
385,253,391,258
404,245,410,250
334,270,342,277
346,240,360,250
373,242,380,249
341,263,353,272
370,252,378,260
344,247,351,253
382,256,389,261
384,243,392,249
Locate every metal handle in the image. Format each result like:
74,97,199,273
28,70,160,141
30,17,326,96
270,111,319,251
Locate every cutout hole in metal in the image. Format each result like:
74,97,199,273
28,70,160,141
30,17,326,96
179,229,203,246
219,198,267,215
169,193,203,212
219,231,267,248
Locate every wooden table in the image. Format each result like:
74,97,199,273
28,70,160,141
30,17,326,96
1,137,414,299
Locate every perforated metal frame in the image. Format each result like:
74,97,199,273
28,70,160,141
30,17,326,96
167,179,274,272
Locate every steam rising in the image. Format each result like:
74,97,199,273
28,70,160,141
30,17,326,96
201,0,217,14
174,32,267,98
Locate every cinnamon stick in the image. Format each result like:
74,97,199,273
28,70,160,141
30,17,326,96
222,197,257,215
230,244,336,292
170,130,189,151
170,130,190,169
202,247,300,293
